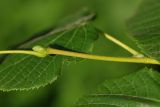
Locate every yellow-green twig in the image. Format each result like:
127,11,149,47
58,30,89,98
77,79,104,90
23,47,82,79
0,50,46,57
104,33,144,58
46,47,160,65
0,46,48,57
0,45,159,65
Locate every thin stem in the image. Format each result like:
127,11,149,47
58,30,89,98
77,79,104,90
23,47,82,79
0,46,159,65
104,33,144,58
47,48,160,65
0,50,46,57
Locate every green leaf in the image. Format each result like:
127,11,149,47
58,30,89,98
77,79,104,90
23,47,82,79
127,0,160,60
0,14,99,91
74,1,160,106
74,68,160,107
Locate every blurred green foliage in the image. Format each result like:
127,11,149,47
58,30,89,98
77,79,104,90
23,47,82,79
0,0,143,107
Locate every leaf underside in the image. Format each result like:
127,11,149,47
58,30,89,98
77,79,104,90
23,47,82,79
127,0,160,61
0,14,99,91
74,68,160,107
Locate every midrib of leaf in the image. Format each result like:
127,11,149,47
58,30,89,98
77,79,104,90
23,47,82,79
77,103,120,107
76,94,160,107
88,94,160,104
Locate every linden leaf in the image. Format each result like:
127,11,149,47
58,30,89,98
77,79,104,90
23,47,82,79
0,13,99,91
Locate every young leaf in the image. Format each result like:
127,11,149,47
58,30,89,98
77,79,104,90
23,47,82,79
74,68,160,107
0,14,99,91
127,0,160,61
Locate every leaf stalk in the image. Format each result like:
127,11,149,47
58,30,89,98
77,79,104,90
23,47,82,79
47,47,160,65
104,33,144,58
0,34,159,65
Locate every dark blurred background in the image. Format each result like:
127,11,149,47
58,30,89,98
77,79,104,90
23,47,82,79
0,0,143,107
